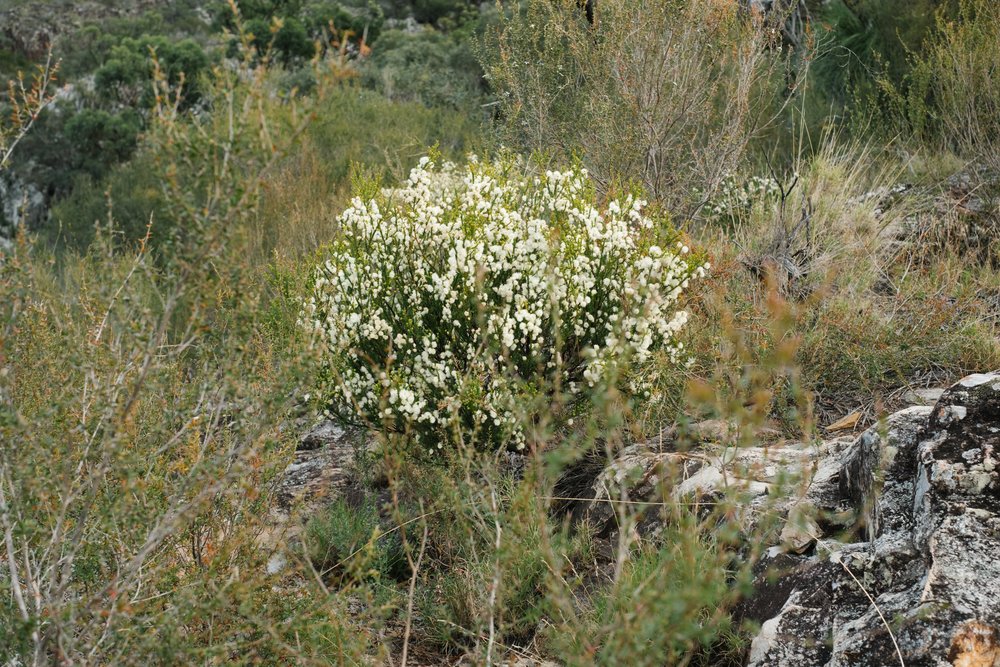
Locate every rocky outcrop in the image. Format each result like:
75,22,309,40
0,172,46,246
575,428,857,553
1,0,168,62
743,373,1000,666
576,372,1000,666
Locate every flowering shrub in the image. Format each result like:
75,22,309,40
304,157,707,452
702,174,784,223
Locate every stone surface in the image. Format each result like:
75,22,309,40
739,372,1000,666
903,388,946,406
258,420,365,570
577,431,857,547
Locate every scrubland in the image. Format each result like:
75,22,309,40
1,0,998,664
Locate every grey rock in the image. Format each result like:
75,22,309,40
742,373,1000,666
259,420,367,571
0,171,46,242
839,406,933,539
577,431,865,551
581,445,708,540
298,418,346,450
747,587,835,667
902,387,946,406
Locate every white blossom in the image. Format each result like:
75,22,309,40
304,157,707,451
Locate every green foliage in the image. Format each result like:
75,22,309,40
416,524,548,653
6,109,75,196
50,81,482,255
411,0,476,26
216,0,385,53
898,0,1000,167
301,0,386,40
64,109,143,180
813,0,939,99
0,26,391,663
94,35,210,109
482,0,797,213
48,153,167,251
303,83,482,181
56,5,210,79
402,463,554,655
0,45,32,82
551,533,745,665
5,106,140,209
213,0,306,25
361,27,485,108
245,16,317,64
0,179,380,667
306,496,407,579
272,17,315,62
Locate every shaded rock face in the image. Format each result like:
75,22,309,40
0,172,46,246
258,419,366,571
1,0,164,61
740,373,1000,666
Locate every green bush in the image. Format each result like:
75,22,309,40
565,536,745,665
5,106,142,220
411,0,476,25
48,80,483,254
216,0,384,53
810,0,938,109
245,16,317,64
6,108,76,199
361,28,484,108
482,0,796,213
305,156,705,452
56,6,210,79
303,85,483,184
902,0,1000,168
0,28,387,663
0,44,32,82
302,0,385,42
94,36,210,109
48,153,168,251
64,109,143,180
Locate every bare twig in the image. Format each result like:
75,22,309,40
400,503,429,667
1,50,59,170
833,553,906,667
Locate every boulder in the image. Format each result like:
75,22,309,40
903,388,946,406
742,372,1000,666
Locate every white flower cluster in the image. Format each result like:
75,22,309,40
703,174,786,221
303,157,707,453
